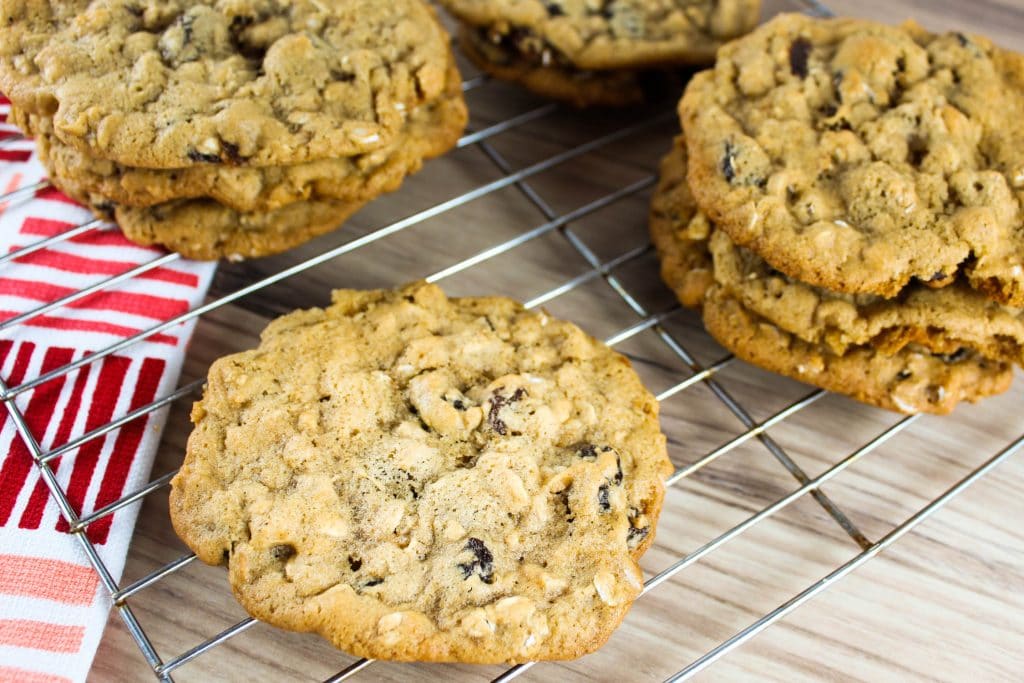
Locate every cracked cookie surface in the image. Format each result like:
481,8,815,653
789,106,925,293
681,14,1024,305
170,282,671,662
650,139,1015,413
0,0,451,168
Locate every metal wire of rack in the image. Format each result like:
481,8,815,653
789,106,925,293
1,0,1022,680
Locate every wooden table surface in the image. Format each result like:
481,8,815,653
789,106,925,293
88,1,1024,681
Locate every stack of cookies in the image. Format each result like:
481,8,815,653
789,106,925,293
652,14,1024,414
0,0,467,260
439,0,762,106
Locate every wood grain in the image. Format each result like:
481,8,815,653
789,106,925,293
88,1,1024,681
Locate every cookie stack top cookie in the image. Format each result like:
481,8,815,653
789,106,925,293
680,13,1024,304
0,0,467,260
0,0,450,166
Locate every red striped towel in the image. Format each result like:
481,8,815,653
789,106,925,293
0,97,216,682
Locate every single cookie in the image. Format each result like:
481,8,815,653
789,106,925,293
0,0,451,167
650,140,1017,413
442,0,761,70
19,62,467,212
458,24,650,107
703,290,1013,415
680,14,1024,305
110,195,365,262
170,282,672,662
450,1,760,106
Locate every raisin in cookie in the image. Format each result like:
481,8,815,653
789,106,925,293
650,139,1015,413
17,62,467,213
681,14,1024,305
170,282,672,662
0,0,451,167
443,0,761,106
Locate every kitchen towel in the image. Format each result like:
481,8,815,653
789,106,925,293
0,96,216,683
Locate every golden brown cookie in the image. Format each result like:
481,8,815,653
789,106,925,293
19,62,467,213
444,0,761,69
703,290,1013,415
17,58,465,261
707,228,1024,366
680,14,1024,305
107,196,364,262
650,139,1017,414
648,135,714,308
170,282,672,661
656,140,1024,366
458,25,650,107
445,0,761,106
104,90,462,259
0,0,452,167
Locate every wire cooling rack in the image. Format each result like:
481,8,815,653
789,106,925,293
3,0,1023,680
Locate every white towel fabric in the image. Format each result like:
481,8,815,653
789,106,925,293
0,97,216,683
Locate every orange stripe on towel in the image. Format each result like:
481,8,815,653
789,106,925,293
0,173,23,215
0,556,98,605
0,666,72,683
0,619,84,654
